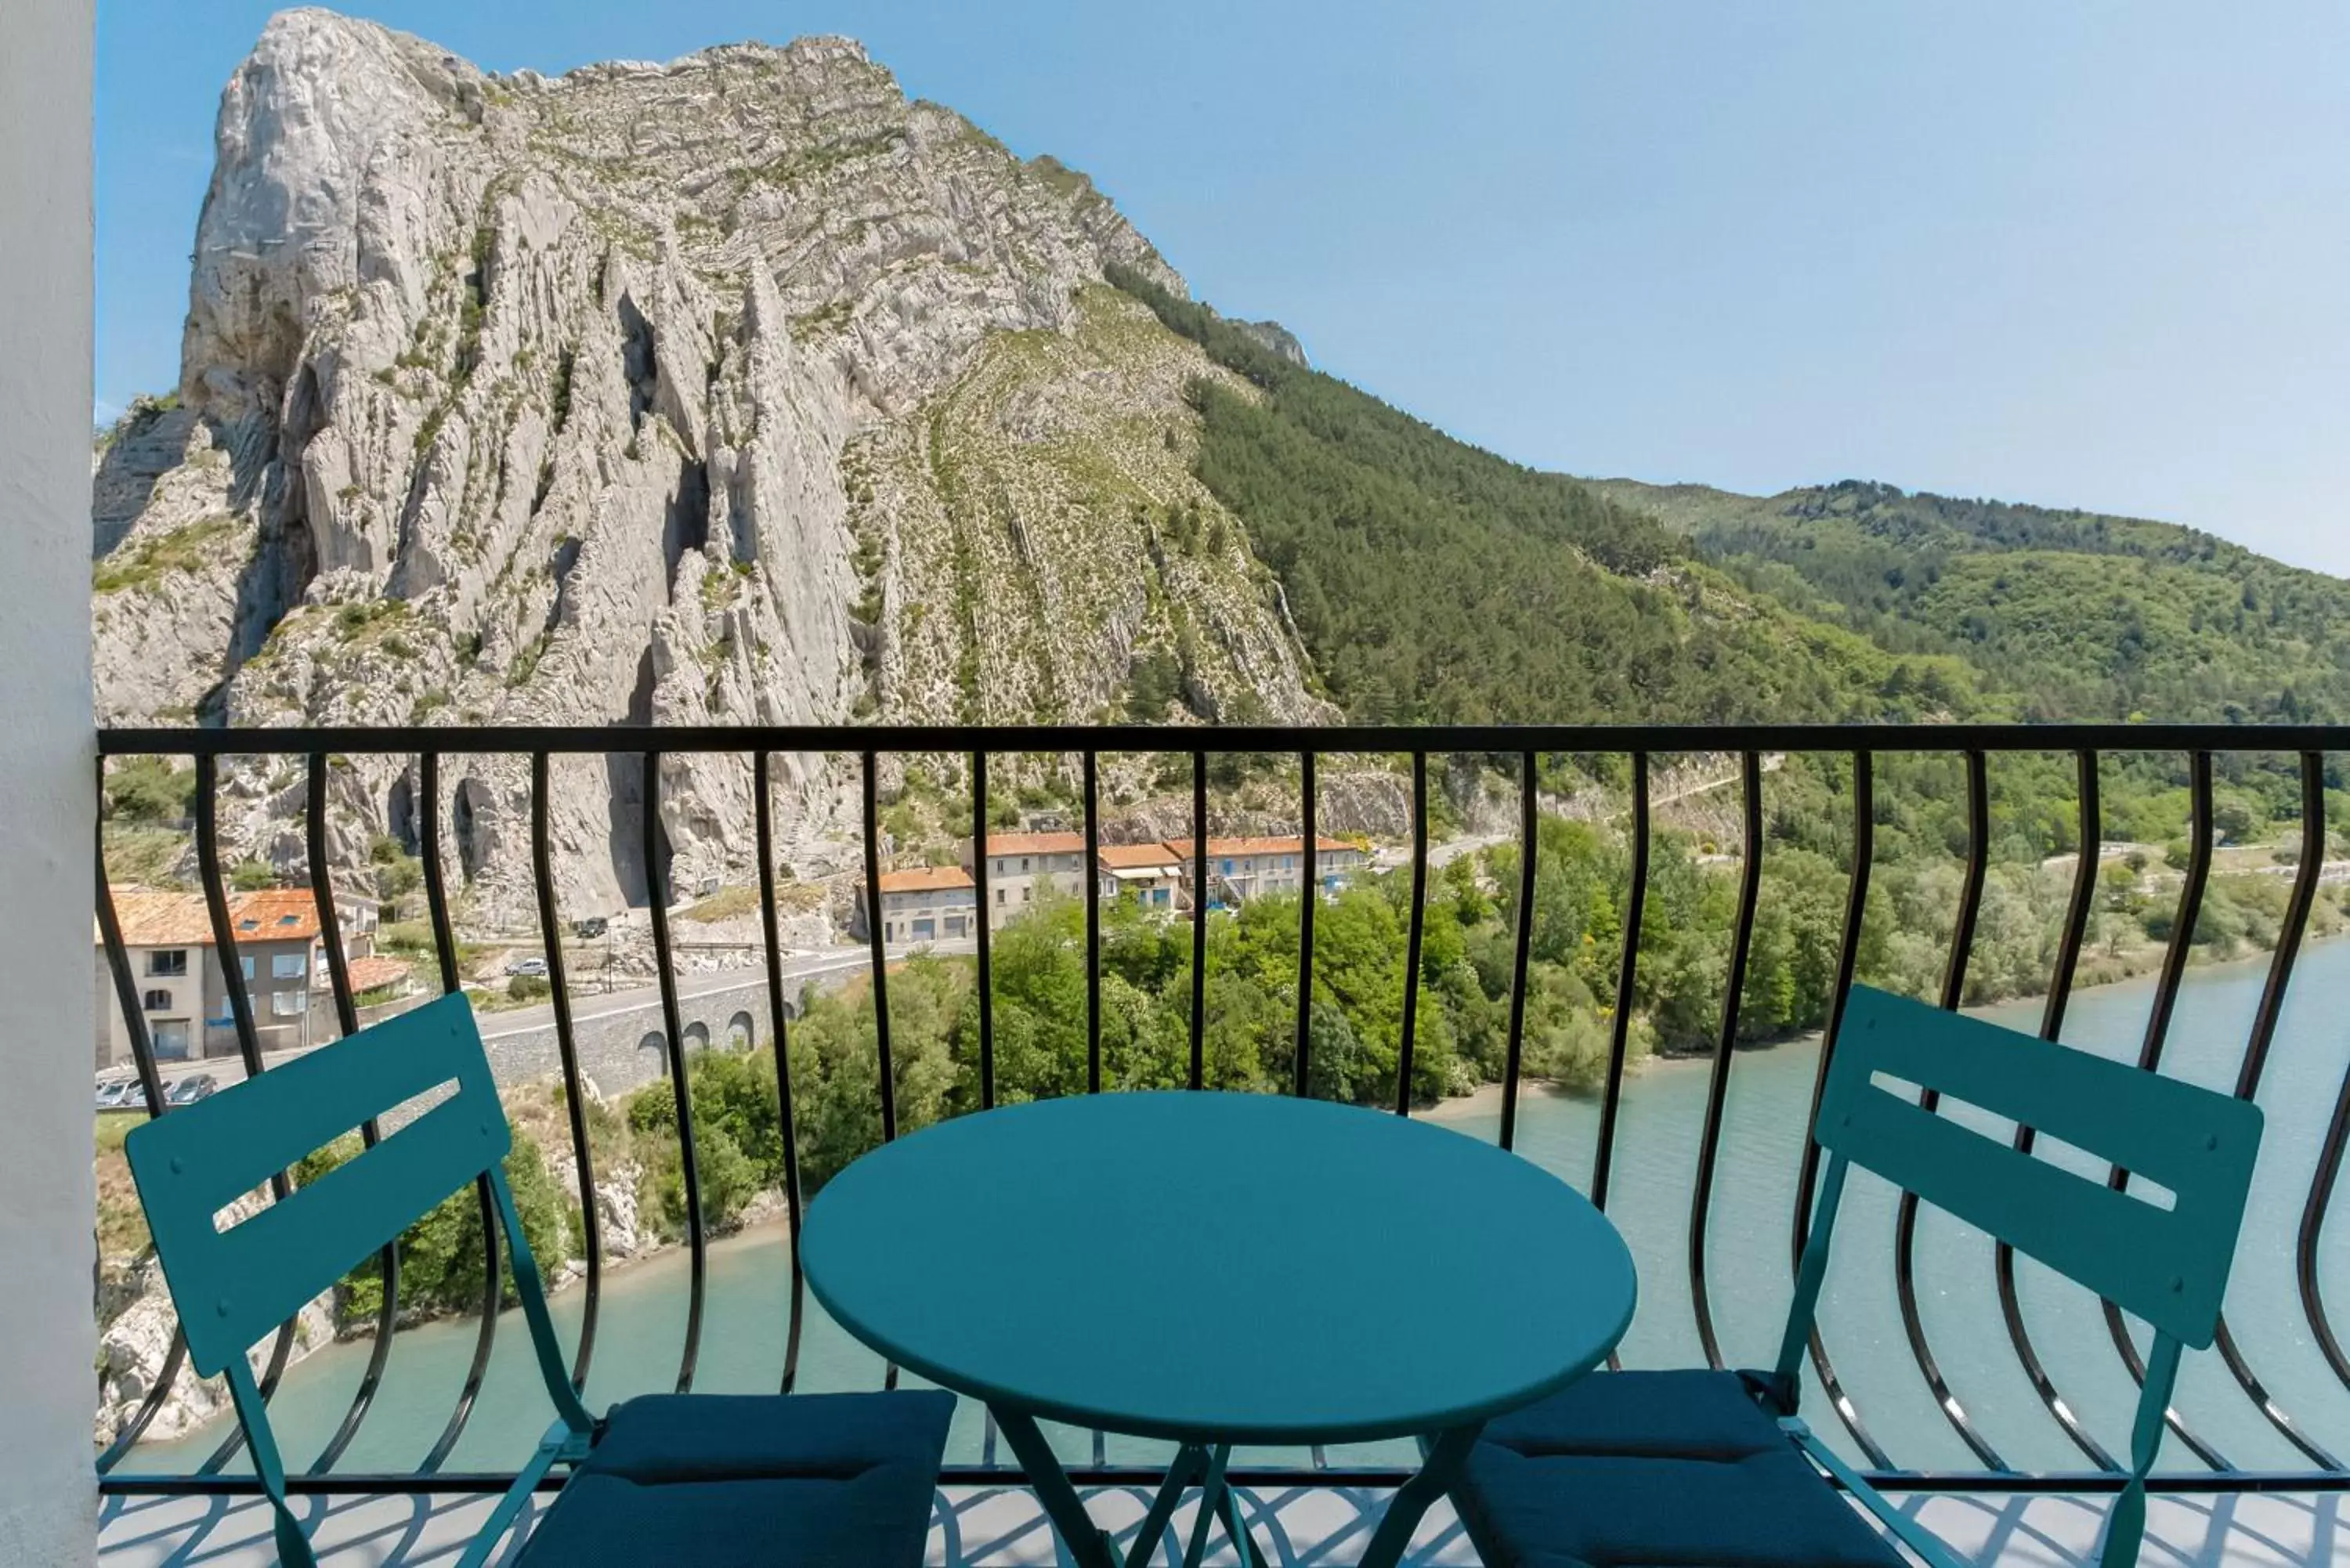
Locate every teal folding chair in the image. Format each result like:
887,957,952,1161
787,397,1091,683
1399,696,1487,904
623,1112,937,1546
126,993,952,1566
1450,984,2264,1568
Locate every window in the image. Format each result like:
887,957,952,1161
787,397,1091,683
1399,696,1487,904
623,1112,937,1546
1221,859,1235,876
147,950,187,977
269,992,306,1017
272,953,306,979
1020,857,1031,873
1021,886,1032,902
996,888,1006,905
142,989,172,1012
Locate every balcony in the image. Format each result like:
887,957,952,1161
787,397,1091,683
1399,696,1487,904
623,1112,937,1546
88,721,2350,1566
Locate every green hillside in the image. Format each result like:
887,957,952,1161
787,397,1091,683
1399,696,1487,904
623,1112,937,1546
1111,260,2348,734
1589,477,2350,724
1106,267,1986,728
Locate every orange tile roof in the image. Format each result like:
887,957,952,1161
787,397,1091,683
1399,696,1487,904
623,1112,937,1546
982,832,1086,856
345,955,413,995
100,887,325,948
107,887,215,947
1097,842,1183,869
877,866,974,894
1162,836,1356,859
230,889,322,943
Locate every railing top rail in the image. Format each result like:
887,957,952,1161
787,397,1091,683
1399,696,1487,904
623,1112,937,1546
93,721,2350,757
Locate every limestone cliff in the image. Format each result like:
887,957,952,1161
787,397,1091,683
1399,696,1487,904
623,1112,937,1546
93,9,1329,919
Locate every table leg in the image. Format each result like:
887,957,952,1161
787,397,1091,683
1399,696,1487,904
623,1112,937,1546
1180,1443,1232,1568
989,1407,1120,1568
1354,1422,1485,1568
1128,1443,1206,1566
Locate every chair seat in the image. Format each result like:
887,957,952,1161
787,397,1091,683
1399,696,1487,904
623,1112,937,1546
1452,1371,1905,1568
516,1390,955,1568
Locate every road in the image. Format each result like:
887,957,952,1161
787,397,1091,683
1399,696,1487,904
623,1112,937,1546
119,939,974,1093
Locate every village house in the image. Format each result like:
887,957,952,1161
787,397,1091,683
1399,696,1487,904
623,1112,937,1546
960,831,1090,930
854,865,978,946
1095,842,1188,912
1163,836,1369,909
93,887,342,1068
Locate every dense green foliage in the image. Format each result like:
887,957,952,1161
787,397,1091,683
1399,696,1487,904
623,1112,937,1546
669,796,2350,1207
295,1125,571,1325
1596,477,2350,724
102,756,196,826
1106,265,1979,726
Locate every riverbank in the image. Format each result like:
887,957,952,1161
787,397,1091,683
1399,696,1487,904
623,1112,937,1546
1421,926,2344,1125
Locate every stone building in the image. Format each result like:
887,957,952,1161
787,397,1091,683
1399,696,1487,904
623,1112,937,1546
1163,836,1368,909
95,887,337,1067
1095,843,1188,912
962,831,1090,930
854,866,978,945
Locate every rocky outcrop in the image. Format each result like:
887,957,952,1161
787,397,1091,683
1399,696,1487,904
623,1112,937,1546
96,10,1326,925
94,1205,338,1451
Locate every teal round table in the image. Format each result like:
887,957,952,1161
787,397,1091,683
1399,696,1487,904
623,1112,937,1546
801,1092,1636,1568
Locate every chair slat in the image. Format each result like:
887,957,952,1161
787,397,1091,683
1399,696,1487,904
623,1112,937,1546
1819,988,2260,1346
125,995,509,1376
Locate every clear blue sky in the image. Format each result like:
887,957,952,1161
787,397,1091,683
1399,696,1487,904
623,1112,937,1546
99,2,2350,572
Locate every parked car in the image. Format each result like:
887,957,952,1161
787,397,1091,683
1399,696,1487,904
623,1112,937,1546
95,1078,137,1111
163,1074,219,1107
505,956,549,977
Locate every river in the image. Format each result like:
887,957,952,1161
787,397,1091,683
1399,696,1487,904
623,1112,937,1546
125,940,2350,1479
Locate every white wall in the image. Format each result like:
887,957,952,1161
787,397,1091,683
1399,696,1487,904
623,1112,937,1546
0,1,96,1563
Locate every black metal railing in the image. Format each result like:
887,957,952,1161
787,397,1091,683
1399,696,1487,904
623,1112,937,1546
89,721,2350,1501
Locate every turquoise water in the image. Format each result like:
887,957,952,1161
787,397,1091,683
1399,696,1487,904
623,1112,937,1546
125,941,2350,1479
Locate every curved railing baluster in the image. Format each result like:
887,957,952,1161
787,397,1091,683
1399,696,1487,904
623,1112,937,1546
754,753,808,1395
1498,752,1537,1151
1293,752,1317,1100
1396,752,1430,1117
1589,753,1648,1212
194,753,301,1476
860,751,897,1142
1893,750,2011,1472
2297,1028,2350,1393
304,753,406,1474
530,752,602,1394
1991,749,2121,1472
1591,750,1650,1375
1791,750,1896,1469
2098,751,2230,1470
1084,750,1103,1096
92,804,192,1474
416,751,503,1474
642,750,709,1395
971,750,995,1110
1688,751,1766,1370
1190,750,1208,1091
2204,754,2341,1469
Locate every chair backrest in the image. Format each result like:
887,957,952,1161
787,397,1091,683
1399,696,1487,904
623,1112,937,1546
1813,985,2260,1348
126,992,514,1378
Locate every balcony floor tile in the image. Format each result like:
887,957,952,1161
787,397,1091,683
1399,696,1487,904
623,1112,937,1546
95,1485,2347,1565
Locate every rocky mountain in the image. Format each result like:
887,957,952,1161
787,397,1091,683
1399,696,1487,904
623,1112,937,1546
93,9,1328,919
100,13,2350,931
